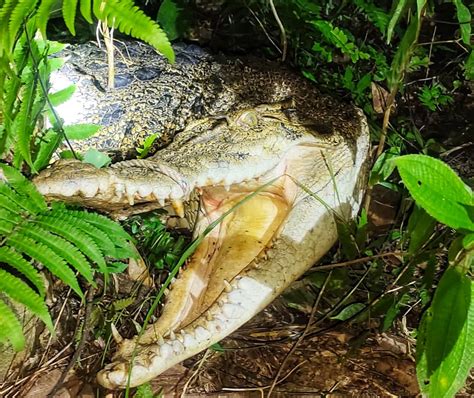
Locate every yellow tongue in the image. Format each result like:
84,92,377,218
130,186,290,346
184,188,290,325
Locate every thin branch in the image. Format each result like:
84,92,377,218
268,0,287,62
314,251,403,271
266,271,332,397
47,288,95,398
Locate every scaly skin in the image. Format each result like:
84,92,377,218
34,104,370,389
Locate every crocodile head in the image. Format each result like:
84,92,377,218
34,102,369,389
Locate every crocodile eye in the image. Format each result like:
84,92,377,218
235,110,258,127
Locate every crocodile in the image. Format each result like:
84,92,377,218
33,41,370,389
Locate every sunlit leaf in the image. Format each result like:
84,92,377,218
416,267,474,398
83,149,111,168
64,124,101,140
395,155,474,231
330,302,365,321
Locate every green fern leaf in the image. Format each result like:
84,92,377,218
12,70,35,169
0,163,47,211
51,209,117,257
35,215,107,273
0,190,23,214
8,0,37,53
0,247,45,296
32,129,62,171
7,234,83,298
0,298,25,351
20,224,95,285
79,0,92,23
0,184,38,214
0,219,16,234
0,269,53,332
0,0,19,56
93,0,175,63
62,0,79,36
0,208,22,224
59,208,133,244
36,0,57,37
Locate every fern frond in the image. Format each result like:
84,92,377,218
7,0,37,54
59,207,133,246
0,163,47,211
62,0,79,36
0,298,25,351
11,71,35,169
35,215,107,273
0,208,22,224
51,209,117,257
20,224,95,285
36,0,58,37
0,184,38,214
93,0,175,63
7,234,83,298
0,269,53,332
0,0,18,56
0,219,16,234
0,191,23,214
79,0,92,23
0,247,45,296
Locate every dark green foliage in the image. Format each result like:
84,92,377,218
126,214,188,270
0,164,135,351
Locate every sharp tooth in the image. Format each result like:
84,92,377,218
172,340,184,354
164,288,170,296
223,279,232,293
182,333,196,348
159,343,173,358
171,200,185,218
138,186,152,198
126,192,135,206
206,312,213,321
169,330,176,340
224,184,230,191
110,323,123,344
158,198,165,206
194,326,211,340
158,335,164,345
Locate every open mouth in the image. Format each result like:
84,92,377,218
33,105,370,388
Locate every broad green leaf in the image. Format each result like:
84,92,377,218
48,84,76,107
452,0,471,45
395,155,474,231
330,302,365,320
83,149,111,168
64,124,101,140
416,267,474,398
407,205,436,254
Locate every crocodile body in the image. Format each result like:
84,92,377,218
52,41,359,157
35,41,370,389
